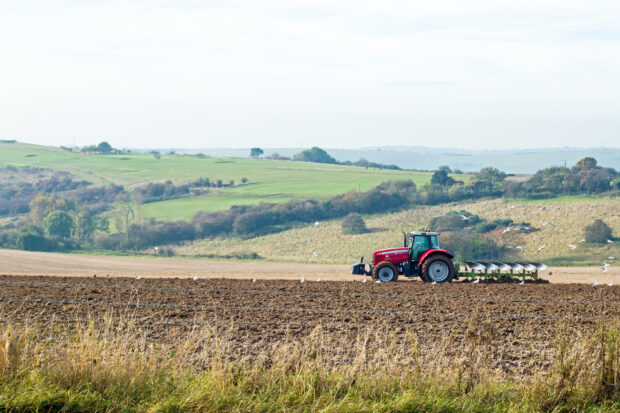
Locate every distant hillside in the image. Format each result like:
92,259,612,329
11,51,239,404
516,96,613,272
159,147,620,174
0,141,442,221
176,197,620,266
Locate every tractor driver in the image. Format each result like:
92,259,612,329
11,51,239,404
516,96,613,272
411,235,428,262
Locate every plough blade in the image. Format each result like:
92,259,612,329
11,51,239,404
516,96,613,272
458,261,546,281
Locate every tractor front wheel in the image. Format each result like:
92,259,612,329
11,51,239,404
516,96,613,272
372,261,399,282
421,255,455,283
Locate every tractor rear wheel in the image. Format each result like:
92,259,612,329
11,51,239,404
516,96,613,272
421,255,454,283
372,261,399,282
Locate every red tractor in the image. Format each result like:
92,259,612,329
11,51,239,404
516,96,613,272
351,231,456,283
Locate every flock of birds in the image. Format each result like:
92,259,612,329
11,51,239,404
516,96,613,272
129,273,615,287
494,211,616,275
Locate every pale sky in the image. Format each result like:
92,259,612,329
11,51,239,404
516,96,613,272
1,0,620,150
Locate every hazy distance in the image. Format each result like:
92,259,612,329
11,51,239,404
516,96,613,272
1,1,620,150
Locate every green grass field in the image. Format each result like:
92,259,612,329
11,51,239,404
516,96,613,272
1,141,459,221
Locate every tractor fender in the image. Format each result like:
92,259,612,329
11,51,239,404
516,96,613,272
419,249,453,264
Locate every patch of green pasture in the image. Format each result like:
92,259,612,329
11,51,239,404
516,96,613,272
0,141,439,188
2,141,465,220
136,191,297,221
135,164,429,222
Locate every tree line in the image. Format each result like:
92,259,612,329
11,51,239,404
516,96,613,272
0,156,617,253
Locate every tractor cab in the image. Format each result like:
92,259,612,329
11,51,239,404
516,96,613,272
351,231,456,283
408,231,441,263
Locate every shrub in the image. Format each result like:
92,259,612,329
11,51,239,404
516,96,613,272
440,231,514,262
293,147,337,164
431,169,455,186
17,226,56,251
42,210,74,238
584,219,613,244
341,213,367,235
157,246,175,257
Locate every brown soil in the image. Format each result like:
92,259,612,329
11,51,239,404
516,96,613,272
1,274,618,376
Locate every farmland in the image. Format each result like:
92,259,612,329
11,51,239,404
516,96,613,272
1,273,618,411
0,141,445,221
2,275,618,374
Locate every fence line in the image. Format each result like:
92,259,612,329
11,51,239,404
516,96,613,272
2,296,618,322
1,279,618,306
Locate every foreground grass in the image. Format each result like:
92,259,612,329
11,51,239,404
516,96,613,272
4,370,619,412
0,320,618,412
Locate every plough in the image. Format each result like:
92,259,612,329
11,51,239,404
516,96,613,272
457,262,548,281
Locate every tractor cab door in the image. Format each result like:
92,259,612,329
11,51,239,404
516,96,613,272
411,235,430,263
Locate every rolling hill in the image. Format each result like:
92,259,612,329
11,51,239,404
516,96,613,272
0,141,454,221
175,196,620,266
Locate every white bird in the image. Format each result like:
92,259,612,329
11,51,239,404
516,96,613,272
252,278,257,283
502,227,512,235
510,205,515,209
519,280,525,285
375,280,382,284
608,283,614,287
538,245,546,252
300,276,306,283
607,239,614,243
593,280,600,287
136,275,142,280
313,252,320,257
192,276,198,281
568,244,577,250
515,246,525,252
316,278,321,282
314,221,320,226
609,256,616,261
460,215,469,221
603,263,610,268
362,278,367,283
472,278,480,284
540,221,554,227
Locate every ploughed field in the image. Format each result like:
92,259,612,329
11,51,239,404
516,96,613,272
1,275,618,377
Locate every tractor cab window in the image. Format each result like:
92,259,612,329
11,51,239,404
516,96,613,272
429,235,440,249
411,235,429,260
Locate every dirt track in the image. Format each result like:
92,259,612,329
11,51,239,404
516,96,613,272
1,249,619,284
1,274,618,375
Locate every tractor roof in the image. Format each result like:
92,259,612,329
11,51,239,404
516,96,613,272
409,231,439,236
